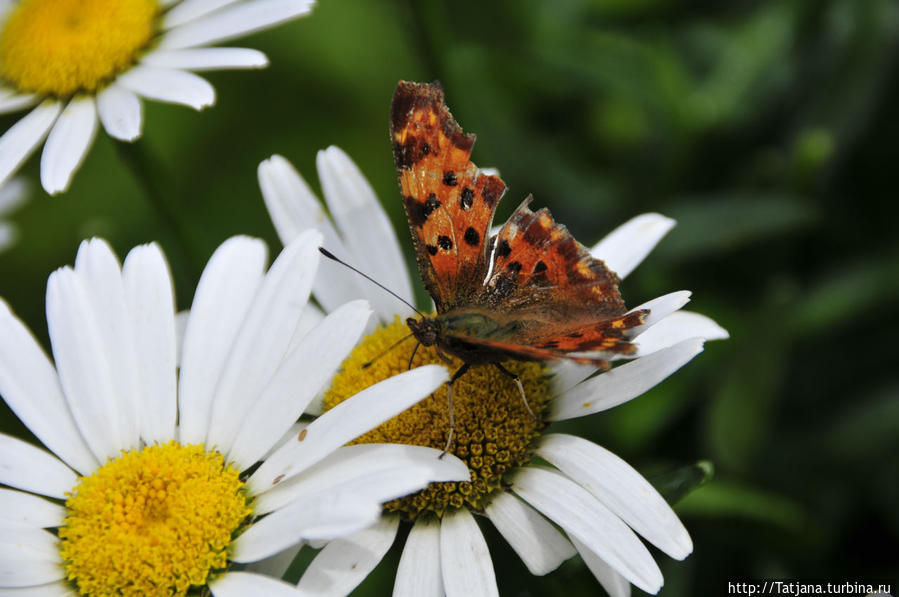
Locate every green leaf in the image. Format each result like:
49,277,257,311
649,460,715,505
675,481,806,532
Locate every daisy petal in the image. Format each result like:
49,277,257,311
317,146,414,319
159,0,315,50
0,435,76,500
163,0,240,29
0,92,37,115
143,48,268,71
243,544,303,581
73,239,141,451
205,230,321,454
254,444,468,514
394,518,444,597
634,310,728,357
122,244,177,444
549,338,705,421
47,268,127,461
230,492,381,563
440,508,498,597
511,467,662,594
484,492,575,575
591,213,675,279
40,96,98,195
0,300,97,474
247,365,448,492
570,536,631,597
227,300,371,469
0,100,61,188
0,529,63,588
257,154,369,316
295,516,399,597
0,222,15,252
627,291,692,336
0,580,74,595
538,434,692,559
0,488,65,529
209,571,302,597
117,66,215,110
178,236,267,445
0,177,27,214
96,85,143,141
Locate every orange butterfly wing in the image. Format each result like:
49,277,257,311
390,81,505,312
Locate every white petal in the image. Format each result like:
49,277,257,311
0,300,97,474
46,268,127,461
0,101,61,188
226,300,371,469
122,243,177,444
0,529,63,588
295,515,399,597
210,571,303,597
550,338,705,421
255,444,468,515
230,492,381,563
626,291,692,337
159,0,315,50
0,435,76,500
143,47,268,71
0,177,27,214
178,236,268,445
511,467,662,594
39,96,98,195
96,85,142,141
0,223,15,252
243,543,303,581
591,213,675,279
484,492,575,575
174,310,189,367
257,154,369,316
440,509,498,597
117,66,215,110
538,434,692,559
0,92,38,115
0,580,74,595
205,230,321,454
72,239,142,450
394,518,443,597
570,536,631,597
0,489,65,529
633,310,728,357
247,365,448,492
163,0,240,29
317,146,414,320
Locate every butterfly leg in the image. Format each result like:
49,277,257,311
440,363,471,458
493,362,537,420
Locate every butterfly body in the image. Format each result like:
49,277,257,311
391,80,647,372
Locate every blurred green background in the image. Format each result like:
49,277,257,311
1,0,897,594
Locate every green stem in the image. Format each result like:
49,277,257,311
115,139,202,280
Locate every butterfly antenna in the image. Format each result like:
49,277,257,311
318,247,425,317
362,333,415,369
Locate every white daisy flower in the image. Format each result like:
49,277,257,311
0,176,27,251
0,230,469,596
0,0,315,195
258,149,729,596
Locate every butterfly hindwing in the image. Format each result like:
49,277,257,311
391,81,505,313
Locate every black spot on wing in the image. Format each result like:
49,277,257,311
460,188,474,210
427,245,438,255
464,227,479,246
443,171,458,186
496,239,512,258
438,235,453,250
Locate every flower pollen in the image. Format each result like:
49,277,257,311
0,0,159,96
59,441,251,596
324,318,551,518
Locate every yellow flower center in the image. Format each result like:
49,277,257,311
324,318,551,518
0,0,159,96
59,442,252,597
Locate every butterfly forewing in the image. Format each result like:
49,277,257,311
390,81,504,313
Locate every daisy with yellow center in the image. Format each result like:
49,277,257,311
0,231,469,596
0,0,315,195
257,149,730,596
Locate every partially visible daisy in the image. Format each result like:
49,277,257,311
258,150,729,596
0,0,314,195
0,231,468,596
0,176,27,251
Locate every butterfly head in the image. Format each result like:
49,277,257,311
406,316,440,347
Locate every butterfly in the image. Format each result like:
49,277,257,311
389,81,648,447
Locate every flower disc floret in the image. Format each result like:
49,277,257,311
58,441,251,596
